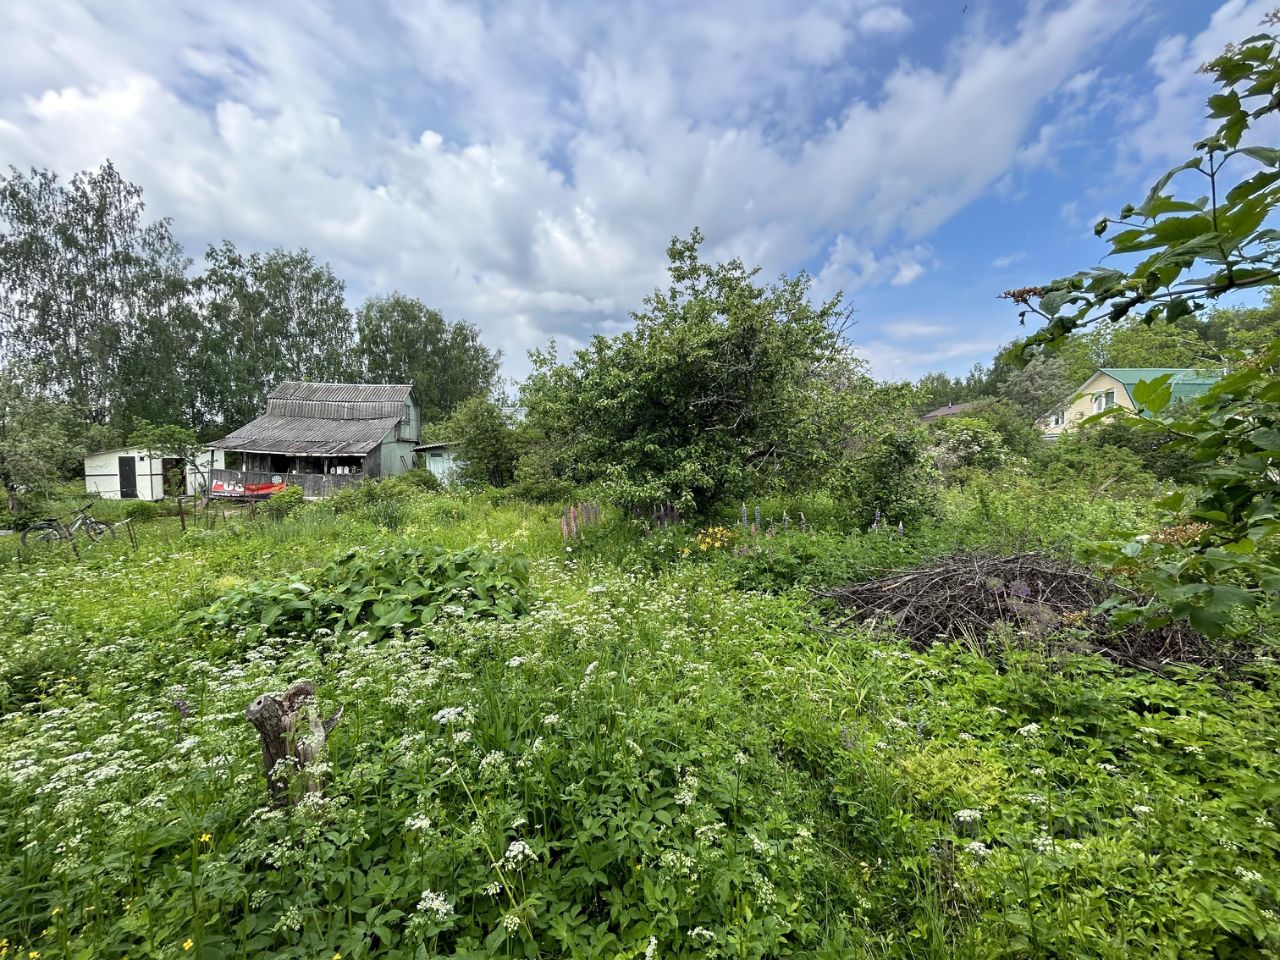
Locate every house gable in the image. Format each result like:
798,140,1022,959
1038,371,1133,439
1038,366,1221,439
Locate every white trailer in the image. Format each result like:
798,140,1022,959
84,448,224,500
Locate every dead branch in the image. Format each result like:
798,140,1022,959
817,552,1245,672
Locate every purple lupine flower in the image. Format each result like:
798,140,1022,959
897,520,904,535
1009,580,1031,599
741,504,749,528
173,699,192,719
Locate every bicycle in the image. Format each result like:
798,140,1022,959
20,502,116,547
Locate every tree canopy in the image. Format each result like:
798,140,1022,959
352,294,500,425
0,161,191,426
191,242,354,434
521,229,869,514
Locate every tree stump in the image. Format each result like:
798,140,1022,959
244,680,342,806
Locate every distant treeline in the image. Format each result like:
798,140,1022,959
0,161,501,440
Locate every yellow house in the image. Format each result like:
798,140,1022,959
1039,368,1220,439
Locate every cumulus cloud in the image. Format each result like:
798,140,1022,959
0,0,1143,379
1129,0,1276,166
858,5,913,35
857,332,1006,382
814,236,934,301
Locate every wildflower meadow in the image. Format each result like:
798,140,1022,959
0,482,1276,959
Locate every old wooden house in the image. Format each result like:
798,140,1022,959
206,382,419,498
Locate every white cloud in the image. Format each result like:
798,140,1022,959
890,260,927,286
882,320,950,339
857,333,1005,382
0,0,1142,380
1130,0,1276,166
858,5,913,35
991,251,1026,269
813,236,933,302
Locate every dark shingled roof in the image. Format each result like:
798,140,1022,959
208,382,412,455
921,400,981,421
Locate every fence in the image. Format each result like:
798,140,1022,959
209,468,364,500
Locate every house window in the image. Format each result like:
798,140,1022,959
402,401,412,426
1092,389,1115,414
1050,410,1065,428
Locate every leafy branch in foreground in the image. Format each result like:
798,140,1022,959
1002,16,1280,349
1077,348,1280,637
1004,13,1280,639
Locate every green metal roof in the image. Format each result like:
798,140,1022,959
1098,367,1220,385
1094,367,1221,408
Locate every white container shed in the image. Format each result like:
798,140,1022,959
84,448,225,500
413,441,462,483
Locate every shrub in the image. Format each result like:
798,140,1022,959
327,475,423,515
509,444,575,503
121,499,162,522
1085,411,1198,482
927,416,1009,474
262,485,305,520
399,467,443,492
429,398,518,488
958,398,1043,458
1032,434,1155,497
841,429,942,528
185,544,530,644
356,497,409,531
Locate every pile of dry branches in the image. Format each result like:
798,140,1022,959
819,552,1240,672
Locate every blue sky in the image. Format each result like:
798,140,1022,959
0,0,1268,383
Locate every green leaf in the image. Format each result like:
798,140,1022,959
1236,146,1280,167
1247,427,1280,450
1143,157,1204,205
1224,169,1280,205
1131,374,1173,413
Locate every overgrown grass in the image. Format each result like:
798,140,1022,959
0,483,1275,958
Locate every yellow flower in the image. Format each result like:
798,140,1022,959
50,907,61,917
198,833,212,844
333,954,343,960
182,939,193,951
29,952,41,959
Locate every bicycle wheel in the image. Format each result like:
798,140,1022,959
20,524,63,547
86,519,114,541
